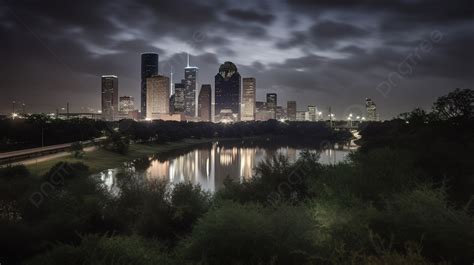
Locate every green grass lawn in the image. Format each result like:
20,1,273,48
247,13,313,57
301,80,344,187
26,139,214,176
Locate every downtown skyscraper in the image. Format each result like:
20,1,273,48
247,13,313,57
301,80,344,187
184,54,198,118
146,75,170,120
366,98,377,121
141,53,159,118
266,93,277,119
101,75,118,121
215,61,241,122
198,84,212,122
171,82,185,113
287,101,297,121
241,77,256,121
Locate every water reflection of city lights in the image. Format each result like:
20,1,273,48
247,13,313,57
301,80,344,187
96,144,350,193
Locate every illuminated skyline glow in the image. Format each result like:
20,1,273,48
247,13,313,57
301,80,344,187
0,0,472,119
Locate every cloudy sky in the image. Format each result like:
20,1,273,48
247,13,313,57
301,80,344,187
0,0,472,119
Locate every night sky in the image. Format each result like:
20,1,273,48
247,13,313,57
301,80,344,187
1,0,473,119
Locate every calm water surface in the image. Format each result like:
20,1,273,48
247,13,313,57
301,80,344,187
98,140,353,193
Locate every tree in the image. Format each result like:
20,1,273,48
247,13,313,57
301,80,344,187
433,88,473,120
102,131,130,155
398,108,431,125
70,141,85,158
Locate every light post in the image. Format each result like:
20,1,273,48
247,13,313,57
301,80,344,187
12,100,16,119
328,113,335,127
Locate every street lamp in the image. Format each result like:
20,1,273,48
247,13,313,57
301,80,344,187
12,100,16,119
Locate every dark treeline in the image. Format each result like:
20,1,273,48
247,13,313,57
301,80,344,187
0,89,472,265
0,116,105,151
358,88,474,203
0,117,351,152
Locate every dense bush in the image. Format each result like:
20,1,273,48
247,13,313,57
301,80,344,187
0,89,471,264
180,202,319,265
25,235,176,265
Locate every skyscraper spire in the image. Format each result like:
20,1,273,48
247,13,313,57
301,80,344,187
170,64,174,95
186,52,190,68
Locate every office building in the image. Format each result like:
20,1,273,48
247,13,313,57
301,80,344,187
117,96,137,120
101,75,118,121
266,93,277,111
296,111,306,121
255,101,272,121
184,54,198,118
198,84,212,122
215,61,241,122
276,106,286,120
266,93,277,119
287,101,296,121
141,53,159,118
241,77,256,121
172,82,185,113
146,75,170,120
119,96,134,113
306,105,317,121
366,98,377,121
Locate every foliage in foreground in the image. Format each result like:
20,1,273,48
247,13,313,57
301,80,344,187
1,89,472,265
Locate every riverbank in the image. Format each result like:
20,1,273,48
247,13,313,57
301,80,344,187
25,138,217,176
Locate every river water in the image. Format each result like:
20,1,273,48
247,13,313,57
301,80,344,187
98,139,353,193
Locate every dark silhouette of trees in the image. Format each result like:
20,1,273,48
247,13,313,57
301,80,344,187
433,88,473,120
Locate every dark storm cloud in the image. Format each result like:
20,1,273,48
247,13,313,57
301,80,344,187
311,20,369,39
309,20,370,48
0,0,472,119
225,9,275,25
338,45,366,55
287,0,473,22
276,20,370,50
275,31,307,49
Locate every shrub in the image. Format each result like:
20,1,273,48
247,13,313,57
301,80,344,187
25,234,176,265
180,202,318,265
0,164,30,180
70,141,85,158
369,184,474,264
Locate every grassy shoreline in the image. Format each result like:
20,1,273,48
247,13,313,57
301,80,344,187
26,138,218,176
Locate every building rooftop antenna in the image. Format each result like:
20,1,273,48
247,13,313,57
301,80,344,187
186,52,190,68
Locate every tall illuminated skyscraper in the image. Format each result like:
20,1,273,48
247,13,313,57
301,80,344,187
198,84,212,122
215,61,241,122
146,75,170,120
306,105,317,121
266,93,277,119
242,77,256,121
172,82,185,113
184,54,198,118
287,101,296,121
141,53,159,118
366,98,377,121
101,75,118,121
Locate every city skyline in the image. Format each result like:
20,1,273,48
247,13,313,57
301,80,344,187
0,0,472,119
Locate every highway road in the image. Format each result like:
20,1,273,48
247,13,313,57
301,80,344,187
0,137,105,165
